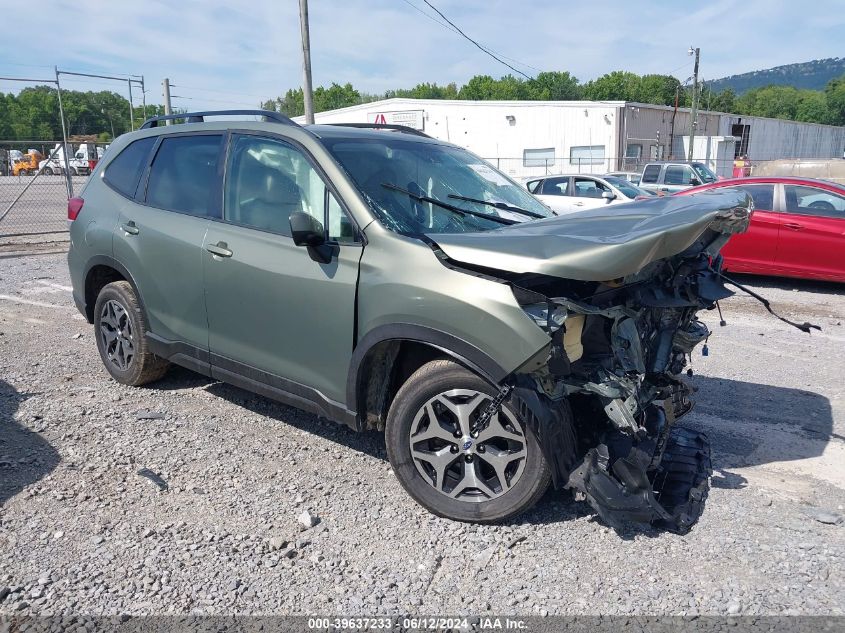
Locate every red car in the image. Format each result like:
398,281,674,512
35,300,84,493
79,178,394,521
676,176,845,282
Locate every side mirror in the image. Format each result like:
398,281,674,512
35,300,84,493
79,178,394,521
290,212,325,247
601,191,616,201
690,176,702,186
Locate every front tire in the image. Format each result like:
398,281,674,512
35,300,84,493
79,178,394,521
385,360,551,522
93,281,169,386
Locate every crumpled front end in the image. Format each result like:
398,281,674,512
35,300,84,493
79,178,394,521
500,199,752,533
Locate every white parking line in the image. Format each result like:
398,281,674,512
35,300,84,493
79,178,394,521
0,294,71,309
34,281,73,292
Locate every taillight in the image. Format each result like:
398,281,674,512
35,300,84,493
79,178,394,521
68,197,84,221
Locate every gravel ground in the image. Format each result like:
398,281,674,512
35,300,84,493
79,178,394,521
0,252,843,617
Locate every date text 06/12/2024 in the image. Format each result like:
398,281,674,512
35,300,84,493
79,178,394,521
306,617,528,630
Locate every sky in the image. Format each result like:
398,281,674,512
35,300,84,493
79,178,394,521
1,0,843,111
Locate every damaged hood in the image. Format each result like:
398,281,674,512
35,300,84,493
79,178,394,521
429,189,752,281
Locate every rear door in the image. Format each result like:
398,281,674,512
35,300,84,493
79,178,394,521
535,176,575,214
718,183,780,274
639,164,661,192
203,132,362,405
774,183,845,280
113,132,223,353
661,165,696,193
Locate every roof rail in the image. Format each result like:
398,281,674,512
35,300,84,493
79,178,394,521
140,109,298,130
324,122,432,138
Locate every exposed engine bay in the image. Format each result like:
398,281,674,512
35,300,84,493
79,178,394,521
429,192,822,533
451,204,751,533
510,248,734,533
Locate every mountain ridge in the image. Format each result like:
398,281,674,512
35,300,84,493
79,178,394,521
707,58,845,94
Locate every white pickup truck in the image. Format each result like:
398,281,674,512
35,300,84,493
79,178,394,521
39,143,103,176
638,161,719,194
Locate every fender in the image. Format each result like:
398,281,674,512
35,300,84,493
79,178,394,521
346,322,509,413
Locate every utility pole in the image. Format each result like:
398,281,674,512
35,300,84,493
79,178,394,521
162,78,173,125
687,46,700,162
298,0,315,124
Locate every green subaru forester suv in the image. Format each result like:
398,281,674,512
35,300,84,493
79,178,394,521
68,110,752,532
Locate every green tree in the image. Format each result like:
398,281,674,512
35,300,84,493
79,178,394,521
795,91,831,123
526,71,582,100
458,75,498,100
636,74,682,106
824,74,845,125
708,87,737,113
583,71,641,101
736,85,802,119
314,82,360,112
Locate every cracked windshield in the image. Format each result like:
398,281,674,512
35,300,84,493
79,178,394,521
323,136,554,233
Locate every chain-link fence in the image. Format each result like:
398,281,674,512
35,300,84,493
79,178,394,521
0,140,93,242
483,156,757,180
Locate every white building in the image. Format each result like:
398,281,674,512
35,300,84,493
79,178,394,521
299,98,845,178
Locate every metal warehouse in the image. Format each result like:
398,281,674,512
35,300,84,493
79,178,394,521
301,98,845,178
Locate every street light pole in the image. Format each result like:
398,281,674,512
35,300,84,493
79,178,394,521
299,0,315,124
687,46,700,162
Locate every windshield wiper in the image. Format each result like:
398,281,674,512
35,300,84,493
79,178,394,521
381,183,516,226
446,194,546,219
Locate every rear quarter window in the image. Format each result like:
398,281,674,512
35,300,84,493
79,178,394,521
103,137,156,198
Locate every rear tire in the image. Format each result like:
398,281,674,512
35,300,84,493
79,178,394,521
93,281,169,386
385,360,551,522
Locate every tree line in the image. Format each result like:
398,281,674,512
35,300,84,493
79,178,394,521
261,70,845,126
2,70,843,142
0,86,164,142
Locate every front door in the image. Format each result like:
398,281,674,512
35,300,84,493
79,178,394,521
774,183,845,280
570,176,613,211
113,133,224,351
536,176,575,214
203,133,362,406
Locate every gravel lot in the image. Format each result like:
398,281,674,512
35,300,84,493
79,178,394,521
0,252,843,617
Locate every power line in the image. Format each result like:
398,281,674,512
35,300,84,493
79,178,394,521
398,0,541,74
420,0,533,80
171,95,260,108
173,84,271,100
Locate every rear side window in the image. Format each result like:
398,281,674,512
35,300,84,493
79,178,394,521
103,137,155,198
736,184,774,211
641,164,660,184
146,135,223,217
541,177,569,196
664,165,693,185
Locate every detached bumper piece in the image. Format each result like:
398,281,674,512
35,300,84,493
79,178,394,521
571,427,712,534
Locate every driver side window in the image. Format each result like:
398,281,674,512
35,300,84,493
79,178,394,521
573,177,608,198
225,135,357,241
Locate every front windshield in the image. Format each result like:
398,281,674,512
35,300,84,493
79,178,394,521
603,176,652,199
322,136,554,234
692,163,718,183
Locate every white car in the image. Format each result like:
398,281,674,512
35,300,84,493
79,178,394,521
524,174,654,215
